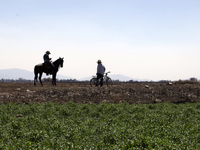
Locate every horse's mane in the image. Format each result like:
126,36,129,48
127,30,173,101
53,58,63,70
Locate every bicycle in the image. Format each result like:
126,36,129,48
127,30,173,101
90,71,113,87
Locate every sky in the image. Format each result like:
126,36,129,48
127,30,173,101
1,0,200,81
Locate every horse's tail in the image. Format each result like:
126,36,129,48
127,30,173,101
34,65,38,85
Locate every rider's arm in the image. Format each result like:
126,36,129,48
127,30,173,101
97,64,100,73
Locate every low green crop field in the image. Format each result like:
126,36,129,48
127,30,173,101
0,102,200,149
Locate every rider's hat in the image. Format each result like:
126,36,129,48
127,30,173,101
46,51,51,54
97,60,102,63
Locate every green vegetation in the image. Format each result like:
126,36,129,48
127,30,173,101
0,102,200,149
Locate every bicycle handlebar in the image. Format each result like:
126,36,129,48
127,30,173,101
106,71,110,74
105,71,111,75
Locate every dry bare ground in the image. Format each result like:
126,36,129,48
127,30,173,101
0,82,200,104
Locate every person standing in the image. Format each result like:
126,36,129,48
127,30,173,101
96,59,106,86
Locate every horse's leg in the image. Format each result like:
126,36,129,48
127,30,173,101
52,74,56,86
51,74,54,86
39,73,43,86
34,74,37,86
54,74,57,86
52,75,55,86
34,75,37,86
34,66,38,86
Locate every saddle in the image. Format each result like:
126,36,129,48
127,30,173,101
43,62,51,69
43,62,53,75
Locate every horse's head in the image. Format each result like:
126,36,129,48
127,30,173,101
59,57,64,68
53,57,64,70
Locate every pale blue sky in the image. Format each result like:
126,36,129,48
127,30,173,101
1,0,200,80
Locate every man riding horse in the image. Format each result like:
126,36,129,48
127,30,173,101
43,51,54,75
34,56,64,86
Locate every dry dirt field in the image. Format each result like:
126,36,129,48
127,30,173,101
1,81,200,104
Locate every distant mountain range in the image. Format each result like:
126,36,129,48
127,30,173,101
0,68,151,81
0,68,72,80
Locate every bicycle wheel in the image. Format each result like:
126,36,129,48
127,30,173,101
90,78,97,87
106,78,113,86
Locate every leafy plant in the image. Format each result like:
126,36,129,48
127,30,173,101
0,102,200,149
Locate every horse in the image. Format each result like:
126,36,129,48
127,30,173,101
34,57,64,86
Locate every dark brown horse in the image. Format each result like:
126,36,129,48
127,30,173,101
34,57,64,86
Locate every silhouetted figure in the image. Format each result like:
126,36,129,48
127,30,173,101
43,51,54,75
96,59,106,86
